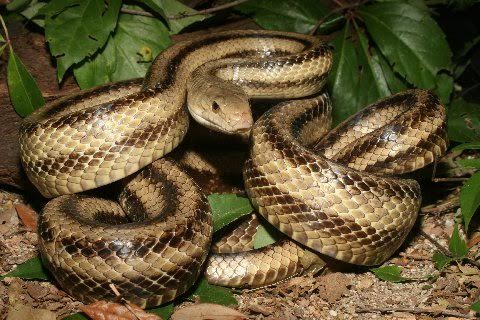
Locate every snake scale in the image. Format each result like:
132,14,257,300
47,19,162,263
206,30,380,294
18,30,447,307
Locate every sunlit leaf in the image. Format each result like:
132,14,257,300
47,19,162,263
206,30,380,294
371,265,407,283
0,256,50,281
7,50,45,117
189,278,237,306
359,2,452,101
447,98,480,143
449,223,469,258
41,0,121,80
327,22,359,124
460,172,480,232
208,194,253,233
236,0,330,34
73,7,171,89
432,252,453,270
253,222,283,249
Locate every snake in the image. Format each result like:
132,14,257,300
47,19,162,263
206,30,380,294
17,29,448,307
19,30,331,307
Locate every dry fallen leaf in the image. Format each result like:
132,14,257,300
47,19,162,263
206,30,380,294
14,204,38,232
81,301,161,320
317,273,351,303
170,303,247,320
6,303,56,320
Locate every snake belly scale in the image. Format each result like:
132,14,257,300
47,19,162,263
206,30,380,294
21,30,333,306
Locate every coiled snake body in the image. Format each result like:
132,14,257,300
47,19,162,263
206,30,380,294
19,30,447,306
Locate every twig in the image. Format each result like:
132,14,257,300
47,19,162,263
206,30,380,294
399,252,432,261
309,0,369,35
356,307,476,319
419,229,451,256
0,14,12,50
168,0,250,19
433,177,469,183
120,8,155,18
109,284,141,320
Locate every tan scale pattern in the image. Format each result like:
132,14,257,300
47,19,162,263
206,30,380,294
206,239,324,288
20,30,332,198
38,159,212,308
243,91,447,266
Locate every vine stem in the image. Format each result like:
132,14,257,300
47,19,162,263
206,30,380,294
168,0,249,19
309,0,369,35
0,14,12,51
119,0,249,20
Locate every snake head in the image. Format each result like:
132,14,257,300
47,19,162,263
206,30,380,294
187,82,253,135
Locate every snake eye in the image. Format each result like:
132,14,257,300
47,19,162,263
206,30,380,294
212,101,220,113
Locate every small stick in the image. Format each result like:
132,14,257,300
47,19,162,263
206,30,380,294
432,177,469,183
109,283,141,320
419,229,450,256
356,306,476,319
167,0,250,19
399,252,432,261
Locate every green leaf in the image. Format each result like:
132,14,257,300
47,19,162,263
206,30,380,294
460,172,480,232
7,50,45,117
359,2,452,100
355,26,391,111
371,265,407,283
447,98,480,143
149,303,174,319
20,0,46,27
472,300,480,312
157,0,209,35
41,0,121,80
208,194,253,233
375,47,408,94
449,224,469,258
253,221,283,249
456,158,480,169
73,8,171,89
189,278,237,305
327,22,360,125
236,0,330,34
0,257,50,281
432,252,453,270
62,313,88,320
452,142,480,152
6,0,31,12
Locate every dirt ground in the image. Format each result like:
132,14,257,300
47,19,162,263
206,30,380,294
0,187,479,320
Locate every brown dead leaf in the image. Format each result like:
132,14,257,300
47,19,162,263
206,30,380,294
0,207,19,234
317,273,351,303
467,234,480,247
458,265,480,276
80,301,161,320
170,303,247,320
6,303,56,320
14,204,38,232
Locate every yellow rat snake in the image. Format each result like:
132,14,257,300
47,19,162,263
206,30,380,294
18,30,447,308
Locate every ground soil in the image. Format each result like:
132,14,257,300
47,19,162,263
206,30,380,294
0,186,479,320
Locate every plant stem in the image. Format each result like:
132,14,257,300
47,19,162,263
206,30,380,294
0,14,12,51
419,229,451,256
120,0,250,20
309,0,369,35
120,8,155,17
167,0,250,19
